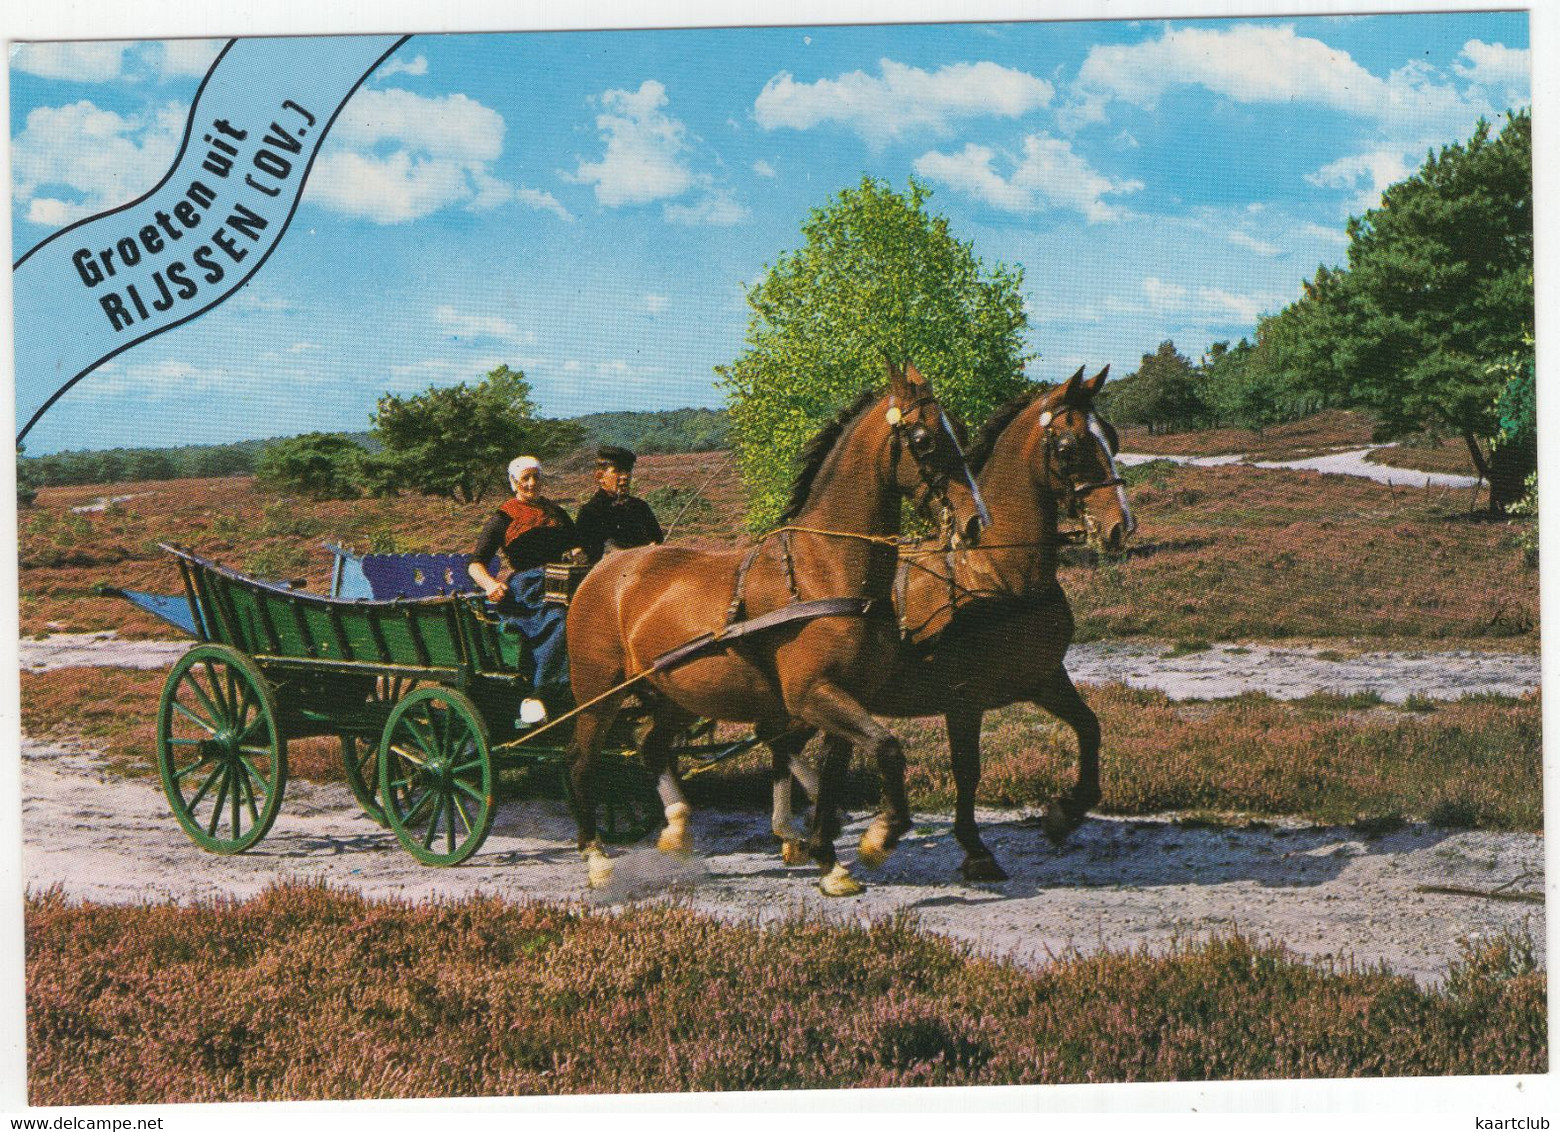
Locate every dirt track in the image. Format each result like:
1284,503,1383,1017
22,735,1544,987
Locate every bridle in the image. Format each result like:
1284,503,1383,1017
888,388,991,533
1039,406,1126,523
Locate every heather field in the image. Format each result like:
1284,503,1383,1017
25,884,1546,1104
18,437,1533,648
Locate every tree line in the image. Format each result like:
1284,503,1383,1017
17,398,734,503
1102,110,1532,512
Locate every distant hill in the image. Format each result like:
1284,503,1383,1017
20,411,729,488
573,407,729,454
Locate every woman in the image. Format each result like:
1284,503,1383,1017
468,455,585,694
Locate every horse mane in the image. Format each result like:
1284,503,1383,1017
777,387,882,523
966,384,1046,475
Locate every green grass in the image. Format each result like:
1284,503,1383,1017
25,884,1546,1103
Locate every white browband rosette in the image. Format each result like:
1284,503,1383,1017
885,405,903,426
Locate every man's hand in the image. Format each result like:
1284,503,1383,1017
564,547,589,565
484,582,508,603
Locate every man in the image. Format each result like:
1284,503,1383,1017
468,455,585,693
574,445,665,563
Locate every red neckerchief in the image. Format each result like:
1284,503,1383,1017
500,497,557,545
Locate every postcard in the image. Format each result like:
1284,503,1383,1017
5,1,1550,1119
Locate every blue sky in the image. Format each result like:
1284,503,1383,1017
8,11,1533,454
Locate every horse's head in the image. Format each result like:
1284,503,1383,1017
1028,365,1135,552
884,359,990,543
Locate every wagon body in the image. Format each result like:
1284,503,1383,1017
111,544,752,867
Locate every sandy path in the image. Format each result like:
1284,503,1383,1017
22,737,1544,986
21,632,1542,702
1119,446,1482,489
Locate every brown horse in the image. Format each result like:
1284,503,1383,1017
565,361,986,895
769,365,1133,880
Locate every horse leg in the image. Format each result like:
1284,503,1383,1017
1031,667,1102,845
947,706,1006,882
642,704,699,855
568,691,631,887
792,682,912,893
764,722,817,866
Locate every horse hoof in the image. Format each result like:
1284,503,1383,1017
584,847,614,888
780,839,811,867
1040,805,1085,846
819,864,864,897
857,818,897,869
657,826,692,855
961,855,1009,883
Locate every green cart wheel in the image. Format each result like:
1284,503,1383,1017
378,686,494,866
156,643,286,854
566,754,661,845
340,675,421,826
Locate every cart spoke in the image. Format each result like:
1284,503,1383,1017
389,743,428,768
205,767,232,836
404,788,437,826
236,755,273,800
422,798,443,849
174,752,216,780
239,765,261,823
166,736,204,746
451,759,486,776
454,778,485,803
445,798,457,854
230,766,243,837
201,660,234,723
404,715,438,758
186,760,226,808
171,698,218,736
452,794,473,834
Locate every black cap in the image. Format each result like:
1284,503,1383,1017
596,445,636,470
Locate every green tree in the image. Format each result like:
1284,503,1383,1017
1103,340,1205,434
718,177,1031,528
371,365,584,503
254,433,368,499
17,444,39,508
1274,111,1533,511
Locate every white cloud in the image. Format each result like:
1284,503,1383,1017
664,187,749,226
1453,39,1529,92
1140,275,1288,326
755,59,1053,146
153,39,223,79
307,88,563,223
1066,24,1530,219
12,42,131,82
1074,24,1387,116
433,305,536,346
12,99,185,224
1304,148,1414,214
377,54,429,79
912,133,1141,222
572,80,696,206
1227,230,1281,257
90,358,222,400
753,159,777,178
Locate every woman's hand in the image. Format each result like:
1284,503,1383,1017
484,581,508,603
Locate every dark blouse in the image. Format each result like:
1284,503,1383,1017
472,499,578,574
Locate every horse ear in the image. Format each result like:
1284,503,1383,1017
885,356,909,400
1084,364,1110,396
904,359,932,392
1062,365,1086,403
